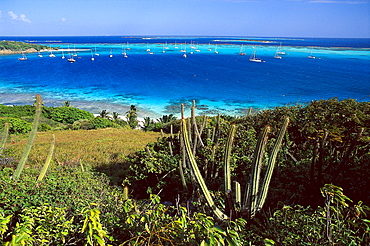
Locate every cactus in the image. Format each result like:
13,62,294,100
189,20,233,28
13,95,43,180
37,134,55,182
181,118,229,221
255,117,290,213
224,124,236,194
246,125,270,217
180,106,289,220
0,122,10,154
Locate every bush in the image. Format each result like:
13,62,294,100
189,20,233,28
0,105,36,118
0,118,31,134
89,117,121,129
44,107,94,124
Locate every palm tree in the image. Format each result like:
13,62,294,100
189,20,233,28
158,114,177,124
63,101,71,107
112,112,120,121
99,109,110,119
126,105,138,129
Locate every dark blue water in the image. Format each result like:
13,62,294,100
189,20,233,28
0,36,369,118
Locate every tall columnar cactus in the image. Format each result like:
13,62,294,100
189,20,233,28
180,112,289,221
0,122,10,154
181,119,230,221
37,134,55,182
13,94,43,180
224,124,237,194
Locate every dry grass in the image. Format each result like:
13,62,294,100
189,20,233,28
5,128,162,168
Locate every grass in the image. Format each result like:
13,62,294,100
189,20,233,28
5,128,162,168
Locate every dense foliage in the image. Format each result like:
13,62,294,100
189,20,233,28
0,104,136,133
0,41,50,51
1,98,369,245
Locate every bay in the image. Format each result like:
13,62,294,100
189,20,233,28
0,36,369,118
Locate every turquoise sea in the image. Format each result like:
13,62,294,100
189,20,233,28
0,36,369,118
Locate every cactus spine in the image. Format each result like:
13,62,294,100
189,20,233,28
13,94,43,180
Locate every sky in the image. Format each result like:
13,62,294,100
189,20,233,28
0,0,369,38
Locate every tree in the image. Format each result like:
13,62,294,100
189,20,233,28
126,105,138,129
99,110,110,119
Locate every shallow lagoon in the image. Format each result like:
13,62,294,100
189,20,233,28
0,36,369,118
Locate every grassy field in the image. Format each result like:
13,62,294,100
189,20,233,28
5,128,162,168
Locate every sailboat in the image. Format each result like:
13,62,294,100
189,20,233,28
110,49,113,58
38,51,43,57
182,42,187,58
61,50,65,59
174,41,178,49
308,47,316,59
249,46,263,62
207,43,212,51
214,45,218,54
94,46,100,56
72,45,77,57
274,44,282,59
126,42,131,50
67,50,75,63
91,50,95,61
18,51,27,60
239,45,246,55
49,46,56,57
276,43,286,55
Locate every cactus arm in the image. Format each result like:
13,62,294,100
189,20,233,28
256,117,289,212
247,126,270,217
37,134,55,182
0,122,10,154
224,124,236,194
234,181,241,209
13,94,42,180
181,119,229,221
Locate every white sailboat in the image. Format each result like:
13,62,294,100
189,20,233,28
91,50,95,61
94,46,100,56
174,41,178,49
72,45,77,57
18,51,27,60
239,45,246,55
67,50,75,63
126,42,131,50
214,45,218,54
61,50,65,59
38,51,43,57
308,47,316,59
274,44,282,59
110,48,113,58
249,46,263,62
276,43,286,55
49,46,56,57
182,42,187,58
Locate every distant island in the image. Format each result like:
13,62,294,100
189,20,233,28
0,41,56,55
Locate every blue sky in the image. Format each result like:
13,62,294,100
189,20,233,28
0,0,369,38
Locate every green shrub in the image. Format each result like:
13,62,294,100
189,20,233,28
88,117,121,129
0,105,36,118
0,118,31,134
44,107,94,124
38,123,51,132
